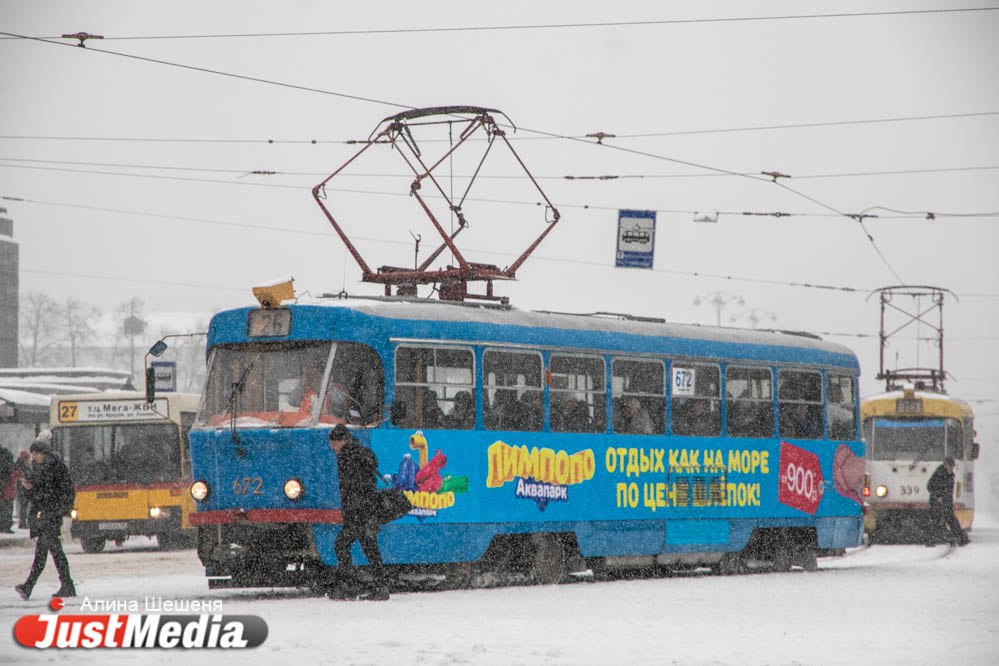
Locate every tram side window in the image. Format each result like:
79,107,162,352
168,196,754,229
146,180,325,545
726,366,773,438
325,342,384,425
612,358,665,435
947,418,964,459
670,364,721,437
395,346,474,430
778,370,823,439
826,374,856,440
550,355,606,433
483,349,543,432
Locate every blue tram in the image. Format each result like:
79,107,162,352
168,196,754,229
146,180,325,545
187,296,866,587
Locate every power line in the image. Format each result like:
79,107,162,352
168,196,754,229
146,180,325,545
6,155,999,185
6,163,998,223
607,112,999,139
12,196,999,300
0,31,416,112
7,194,872,294
4,111,997,145
6,8,997,41
860,204,999,218
774,180,905,283
22,268,248,293
0,30,966,281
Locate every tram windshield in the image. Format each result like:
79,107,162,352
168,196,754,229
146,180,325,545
865,417,962,461
57,423,181,485
195,341,384,428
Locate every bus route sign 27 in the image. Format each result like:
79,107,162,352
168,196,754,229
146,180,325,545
57,399,169,424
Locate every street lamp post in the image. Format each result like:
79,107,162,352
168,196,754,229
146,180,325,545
729,308,778,330
694,291,745,327
144,332,207,405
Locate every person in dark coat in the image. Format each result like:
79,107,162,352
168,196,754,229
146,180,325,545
15,451,31,529
15,433,77,600
327,424,388,600
926,456,970,547
0,447,15,532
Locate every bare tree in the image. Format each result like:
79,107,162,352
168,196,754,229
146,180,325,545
59,298,99,367
18,291,60,366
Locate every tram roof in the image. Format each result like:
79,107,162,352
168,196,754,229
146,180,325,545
862,389,973,412
213,296,860,370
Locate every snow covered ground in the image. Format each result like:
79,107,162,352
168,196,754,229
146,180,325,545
2,514,997,665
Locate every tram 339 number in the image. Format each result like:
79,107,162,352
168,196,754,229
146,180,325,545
898,484,921,496
233,476,264,495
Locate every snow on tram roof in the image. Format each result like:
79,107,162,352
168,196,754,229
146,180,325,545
862,388,973,408
291,293,855,357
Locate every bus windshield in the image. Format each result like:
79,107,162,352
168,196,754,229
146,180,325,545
867,418,961,461
195,341,383,428
57,423,181,485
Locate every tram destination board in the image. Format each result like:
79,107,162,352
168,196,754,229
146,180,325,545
895,398,923,414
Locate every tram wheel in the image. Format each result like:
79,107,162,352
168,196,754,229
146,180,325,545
711,552,745,576
531,534,569,585
798,549,819,571
81,537,106,554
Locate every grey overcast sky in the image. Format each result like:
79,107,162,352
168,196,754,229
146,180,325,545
2,1,997,418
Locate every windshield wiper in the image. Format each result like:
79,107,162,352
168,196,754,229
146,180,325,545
229,359,256,444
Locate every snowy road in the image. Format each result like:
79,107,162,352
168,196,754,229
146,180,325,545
2,518,997,665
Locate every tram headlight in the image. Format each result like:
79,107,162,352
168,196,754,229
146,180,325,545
70,509,78,520
284,478,304,500
190,480,210,502
875,484,888,498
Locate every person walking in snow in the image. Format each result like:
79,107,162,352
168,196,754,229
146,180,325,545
926,456,970,547
326,424,389,601
15,432,77,600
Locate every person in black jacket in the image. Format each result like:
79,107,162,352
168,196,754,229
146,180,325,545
15,434,76,600
0,447,15,532
15,451,32,529
327,424,388,601
926,456,970,547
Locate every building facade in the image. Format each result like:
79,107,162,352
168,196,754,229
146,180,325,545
0,208,17,367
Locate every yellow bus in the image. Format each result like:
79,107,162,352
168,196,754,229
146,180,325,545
51,391,200,552
862,385,979,542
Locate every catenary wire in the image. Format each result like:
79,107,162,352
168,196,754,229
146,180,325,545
5,164,998,222
5,155,999,186
0,30,966,283
3,110,997,144
6,7,997,40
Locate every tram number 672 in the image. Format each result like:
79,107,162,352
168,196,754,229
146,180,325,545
233,477,264,495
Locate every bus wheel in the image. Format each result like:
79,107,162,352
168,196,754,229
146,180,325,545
81,537,106,554
531,534,569,585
